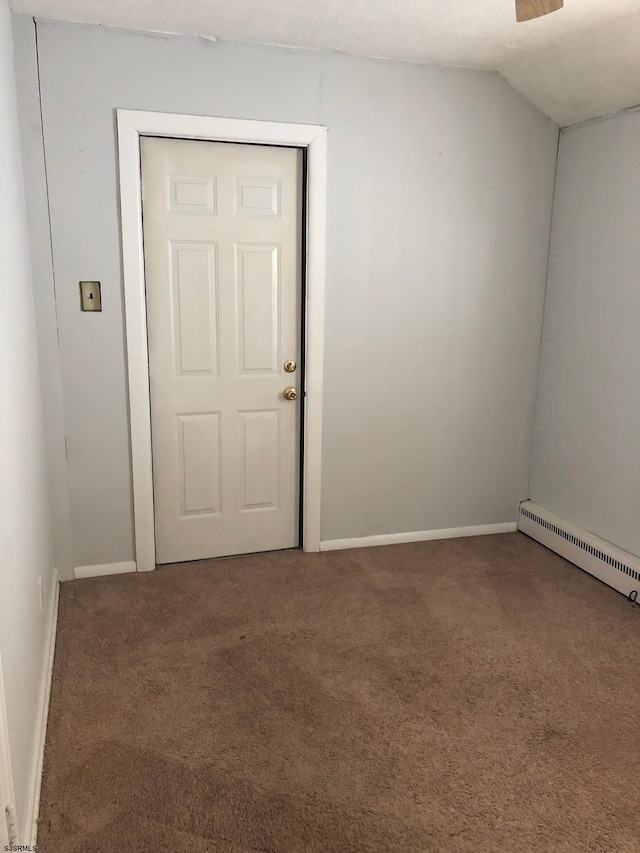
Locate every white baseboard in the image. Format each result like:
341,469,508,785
24,569,59,847
519,501,640,599
74,561,136,580
320,522,517,552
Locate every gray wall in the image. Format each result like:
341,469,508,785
12,16,74,581
0,1,55,837
531,112,640,558
13,18,559,571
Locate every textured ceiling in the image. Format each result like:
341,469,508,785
10,0,640,125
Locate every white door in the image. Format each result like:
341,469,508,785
141,137,303,564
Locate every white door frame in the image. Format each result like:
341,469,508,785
0,651,16,846
116,110,327,571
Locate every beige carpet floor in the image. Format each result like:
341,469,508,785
37,533,640,852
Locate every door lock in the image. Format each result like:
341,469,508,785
284,360,297,373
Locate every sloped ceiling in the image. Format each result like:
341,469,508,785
10,0,640,126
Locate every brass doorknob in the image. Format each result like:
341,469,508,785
283,387,298,401
284,359,297,373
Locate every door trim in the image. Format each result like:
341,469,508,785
0,649,16,846
116,110,327,571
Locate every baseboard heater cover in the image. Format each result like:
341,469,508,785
519,501,640,599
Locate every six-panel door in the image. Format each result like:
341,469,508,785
141,137,302,563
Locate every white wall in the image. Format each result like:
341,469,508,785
0,0,56,840
531,112,640,558
13,18,558,568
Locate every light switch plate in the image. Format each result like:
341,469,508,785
80,281,102,312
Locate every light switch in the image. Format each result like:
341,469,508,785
80,281,102,312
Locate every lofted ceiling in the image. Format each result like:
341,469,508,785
9,0,640,126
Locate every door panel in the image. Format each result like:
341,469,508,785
236,244,279,374
178,413,222,515
172,242,218,375
239,410,280,510
141,137,302,563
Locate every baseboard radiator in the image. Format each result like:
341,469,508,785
518,501,640,600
